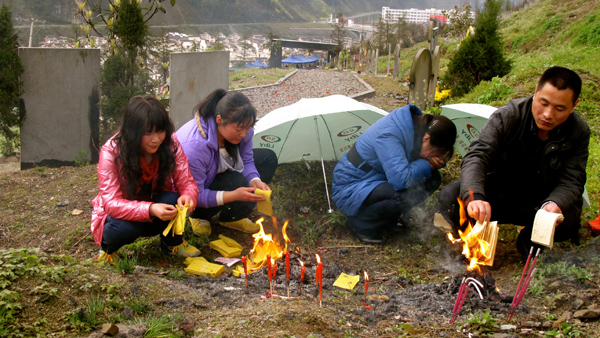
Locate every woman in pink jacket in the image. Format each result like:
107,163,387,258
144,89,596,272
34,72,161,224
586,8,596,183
91,95,200,264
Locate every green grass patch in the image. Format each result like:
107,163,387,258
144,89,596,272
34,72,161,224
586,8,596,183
229,68,294,89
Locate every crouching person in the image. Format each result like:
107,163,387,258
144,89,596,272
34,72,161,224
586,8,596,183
91,95,200,264
332,104,457,244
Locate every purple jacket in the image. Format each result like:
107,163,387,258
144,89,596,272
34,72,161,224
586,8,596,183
176,116,260,208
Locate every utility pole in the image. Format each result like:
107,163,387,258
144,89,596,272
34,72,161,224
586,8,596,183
28,19,34,47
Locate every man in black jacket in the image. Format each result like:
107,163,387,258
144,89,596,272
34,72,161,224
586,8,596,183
438,67,589,257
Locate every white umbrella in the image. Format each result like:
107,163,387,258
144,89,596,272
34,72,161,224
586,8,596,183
253,95,389,212
441,103,590,208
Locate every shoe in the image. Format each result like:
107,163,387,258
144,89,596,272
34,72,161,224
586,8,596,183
190,217,211,236
165,240,201,257
219,218,260,233
96,250,119,265
353,230,383,244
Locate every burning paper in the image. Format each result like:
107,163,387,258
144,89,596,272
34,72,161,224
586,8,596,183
247,217,290,272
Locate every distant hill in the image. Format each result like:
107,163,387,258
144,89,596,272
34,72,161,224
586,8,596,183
1,0,471,25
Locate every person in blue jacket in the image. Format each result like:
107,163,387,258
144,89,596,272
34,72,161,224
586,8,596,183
332,104,457,244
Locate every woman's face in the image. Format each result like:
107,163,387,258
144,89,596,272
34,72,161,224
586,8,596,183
141,127,166,156
419,134,445,160
216,115,251,145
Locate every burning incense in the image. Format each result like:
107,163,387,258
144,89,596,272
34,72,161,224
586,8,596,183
450,277,466,324
364,271,369,304
299,260,305,295
286,252,290,297
507,247,540,322
242,256,248,287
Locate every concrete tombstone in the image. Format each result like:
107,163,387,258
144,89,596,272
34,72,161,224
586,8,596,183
428,46,441,107
374,49,379,74
169,51,230,130
393,44,400,78
19,48,100,169
408,48,432,111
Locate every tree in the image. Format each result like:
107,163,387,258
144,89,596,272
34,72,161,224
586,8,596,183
331,12,346,54
0,4,24,156
441,0,512,97
442,3,474,38
112,0,148,85
241,33,252,61
207,42,225,51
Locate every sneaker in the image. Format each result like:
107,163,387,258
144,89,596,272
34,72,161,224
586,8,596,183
219,218,260,233
96,250,119,265
167,240,201,257
189,217,211,236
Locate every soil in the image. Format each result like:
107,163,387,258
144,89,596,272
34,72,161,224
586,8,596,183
1,163,600,337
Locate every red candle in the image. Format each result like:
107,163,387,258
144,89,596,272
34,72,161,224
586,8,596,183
267,254,272,285
364,271,369,303
272,262,277,282
242,256,248,287
316,254,323,305
299,260,305,291
286,252,290,282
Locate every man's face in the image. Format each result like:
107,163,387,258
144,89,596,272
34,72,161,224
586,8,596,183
532,82,579,134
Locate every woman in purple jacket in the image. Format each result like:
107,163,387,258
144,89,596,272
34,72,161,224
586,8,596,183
176,89,278,235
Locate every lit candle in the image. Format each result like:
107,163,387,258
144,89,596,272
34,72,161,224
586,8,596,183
286,252,290,297
316,254,323,307
242,256,248,287
364,271,369,304
299,260,305,295
267,254,272,291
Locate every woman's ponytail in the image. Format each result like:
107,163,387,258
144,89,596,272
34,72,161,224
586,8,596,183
194,88,227,119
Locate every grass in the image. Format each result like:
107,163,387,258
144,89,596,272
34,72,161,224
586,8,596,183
229,68,294,89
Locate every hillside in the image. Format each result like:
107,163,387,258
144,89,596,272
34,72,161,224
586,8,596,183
1,0,466,25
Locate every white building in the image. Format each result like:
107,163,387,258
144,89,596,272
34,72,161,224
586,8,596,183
382,7,445,24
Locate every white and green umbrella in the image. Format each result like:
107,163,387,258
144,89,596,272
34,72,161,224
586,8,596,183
253,95,388,212
441,103,590,208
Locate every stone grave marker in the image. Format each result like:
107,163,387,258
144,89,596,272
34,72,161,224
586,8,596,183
408,48,432,111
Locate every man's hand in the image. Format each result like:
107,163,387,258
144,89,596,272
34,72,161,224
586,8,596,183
177,194,195,213
149,203,178,221
541,202,563,225
249,179,270,191
466,200,492,224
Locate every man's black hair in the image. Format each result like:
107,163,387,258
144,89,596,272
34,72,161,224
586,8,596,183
537,66,582,103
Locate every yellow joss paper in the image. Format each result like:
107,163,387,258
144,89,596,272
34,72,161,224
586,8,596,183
162,204,188,237
184,258,224,278
219,234,243,249
232,265,245,277
210,239,243,258
333,273,361,290
255,188,273,216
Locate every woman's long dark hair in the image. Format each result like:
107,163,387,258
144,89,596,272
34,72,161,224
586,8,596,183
114,95,176,199
194,89,257,164
412,113,457,161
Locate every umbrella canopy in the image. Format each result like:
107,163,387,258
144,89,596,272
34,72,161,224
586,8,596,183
441,103,498,157
441,103,590,208
253,95,388,164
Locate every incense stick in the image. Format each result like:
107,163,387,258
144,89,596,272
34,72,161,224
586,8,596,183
507,248,540,321
449,277,466,324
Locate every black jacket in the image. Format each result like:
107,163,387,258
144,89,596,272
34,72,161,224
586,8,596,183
460,96,590,211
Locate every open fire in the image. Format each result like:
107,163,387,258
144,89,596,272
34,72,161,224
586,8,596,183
247,217,290,272
447,193,498,273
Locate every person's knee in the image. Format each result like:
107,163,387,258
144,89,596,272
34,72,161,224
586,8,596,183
438,181,460,210
221,171,248,190
154,191,179,205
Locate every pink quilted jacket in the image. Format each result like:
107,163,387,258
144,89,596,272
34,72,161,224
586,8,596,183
90,133,198,246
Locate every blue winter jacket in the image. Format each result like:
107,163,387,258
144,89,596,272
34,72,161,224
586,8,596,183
332,105,433,216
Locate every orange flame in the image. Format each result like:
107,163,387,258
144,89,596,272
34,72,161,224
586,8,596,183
299,260,304,267
248,217,291,272
364,271,368,281
447,192,492,273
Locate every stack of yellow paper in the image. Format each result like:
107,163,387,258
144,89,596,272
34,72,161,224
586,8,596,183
162,204,188,237
255,188,273,216
183,257,224,278
210,235,243,258
231,265,246,277
333,273,361,290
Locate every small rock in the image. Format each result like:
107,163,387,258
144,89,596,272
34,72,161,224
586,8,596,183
122,306,133,320
500,324,516,331
573,299,584,310
56,200,69,207
338,248,350,255
573,309,600,319
588,304,597,310
102,323,119,336
299,207,310,214
71,209,84,216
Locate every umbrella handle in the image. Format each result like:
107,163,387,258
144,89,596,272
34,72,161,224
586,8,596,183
314,117,334,214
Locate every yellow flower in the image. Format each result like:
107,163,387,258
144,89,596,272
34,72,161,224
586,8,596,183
435,87,451,102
